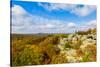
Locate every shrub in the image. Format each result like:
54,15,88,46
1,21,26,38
64,42,71,49
51,54,67,64
12,47,43,66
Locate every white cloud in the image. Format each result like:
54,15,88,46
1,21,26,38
87,20,96,27
38,3,96,17
77,20,96,31
38,3,75,11
12,5,27,15
12,5,35,33
11,5,67,33
11,5,96,34
67,22,77,28
71,5,96,16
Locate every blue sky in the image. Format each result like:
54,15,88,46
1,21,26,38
11,1,97,34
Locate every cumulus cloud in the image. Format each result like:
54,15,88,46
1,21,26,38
11,5,96,34
11,5,66,33
77,20,96,31
87,20,96,27
71,5,96,16
12,5,28,17
12,5,34,33
67,22,77,28
38,3,96,17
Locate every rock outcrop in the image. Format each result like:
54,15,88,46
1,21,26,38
58,29,96,63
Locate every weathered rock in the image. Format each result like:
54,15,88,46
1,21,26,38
57,31,96,63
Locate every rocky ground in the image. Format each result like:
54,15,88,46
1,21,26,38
58,29,96,63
